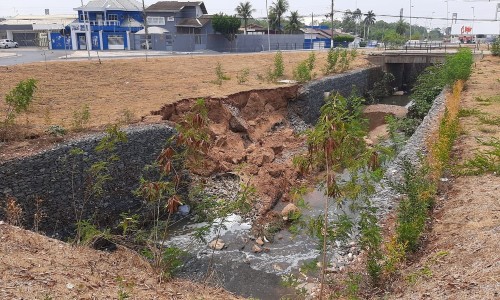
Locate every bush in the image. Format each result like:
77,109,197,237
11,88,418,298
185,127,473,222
72,104,91,131
333,35,355,42
293,52,316,83
273,51,285,78
492,39,500,56
324,48,340,75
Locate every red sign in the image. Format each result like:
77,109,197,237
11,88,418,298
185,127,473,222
461,26,472,34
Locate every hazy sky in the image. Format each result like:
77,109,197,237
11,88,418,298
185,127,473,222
1,0,498,28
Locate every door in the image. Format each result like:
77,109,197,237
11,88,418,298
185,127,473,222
78,35,87,50
107,35,124,50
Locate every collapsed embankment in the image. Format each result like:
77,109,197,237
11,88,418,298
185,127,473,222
0,66,386,237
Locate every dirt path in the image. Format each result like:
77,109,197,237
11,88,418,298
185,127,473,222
389,56,500,299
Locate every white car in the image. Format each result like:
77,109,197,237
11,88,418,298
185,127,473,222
0,39,19,48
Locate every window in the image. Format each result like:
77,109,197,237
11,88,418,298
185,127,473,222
146,16,165,25
167,16,175,22
79,14,88,21
108,14,118,21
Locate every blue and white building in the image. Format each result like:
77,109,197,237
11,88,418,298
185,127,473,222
66,0,144,50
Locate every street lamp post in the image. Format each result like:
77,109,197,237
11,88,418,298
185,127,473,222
409,0,412,39
445,0,449,35
471,6,475,44
266,0,270,51
428,11,435,40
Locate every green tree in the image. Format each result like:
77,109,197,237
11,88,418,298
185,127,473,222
269,0,289,33
396,19,408,36
341,10,356,34
235,1,255,34
285,10,302,34
4,78,37,123
363,10,376,39
212,13,241,41
352,8,362,35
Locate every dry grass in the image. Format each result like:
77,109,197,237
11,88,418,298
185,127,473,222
0,51,370,132
0,222,242,299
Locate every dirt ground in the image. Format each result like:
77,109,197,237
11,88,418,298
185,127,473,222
0,51,370,162
388,56,500,299
0,51,369,132
0,221,241,299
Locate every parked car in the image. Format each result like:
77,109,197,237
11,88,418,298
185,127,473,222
0,39,18,48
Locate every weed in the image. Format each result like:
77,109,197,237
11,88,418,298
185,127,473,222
339,49,350,71
457,138,500,176
46,125,67,137
299,259,319,275
33,196,45,233
293,60,313,83
458,108,481,118
72,104,90,131
478,115,500,126
118,109,135,124
118,213,140,235
4,195,23,227
1,78,37,141
479,127,497,134
273,51,285,78
280,274,300,288
212,62,230,86
324,48,340,75
344,272,362,300
237,68,250,84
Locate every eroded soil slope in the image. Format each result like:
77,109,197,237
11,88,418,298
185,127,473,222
389,56,500,299
0,222,241,299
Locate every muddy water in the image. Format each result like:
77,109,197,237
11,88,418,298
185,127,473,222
377,94,412,107
166,183,359,299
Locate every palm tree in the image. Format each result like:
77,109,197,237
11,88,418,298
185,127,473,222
396,19,408,36
270,0,289,33
285,10,302,34
352,8,362,35
235,1,256,34
363,10,376,40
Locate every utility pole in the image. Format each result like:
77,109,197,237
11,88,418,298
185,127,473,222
266,0,271,51
409,0,412,39
331,0,334,48
311,12,314,49
81,0,91,60
142,0,149,61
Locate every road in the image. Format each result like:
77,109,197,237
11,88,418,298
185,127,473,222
0,47,213,66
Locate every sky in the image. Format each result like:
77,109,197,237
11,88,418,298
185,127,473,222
1,0,498,29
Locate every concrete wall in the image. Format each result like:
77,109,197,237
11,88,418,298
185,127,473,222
207,34,305,52
0,124,176,238
291,66,384,124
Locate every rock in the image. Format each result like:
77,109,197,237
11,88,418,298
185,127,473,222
209,239,225,250
178,205,190,216
252,244,262,253
281,203,299,220
393,90,405,96
263,236,270,243
229,116,250,133
256,237,265,246
248,148,275,167
66,283,75,289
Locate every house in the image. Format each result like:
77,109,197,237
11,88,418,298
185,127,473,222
302,26,343,49
69,0,144,50
0,14,76,47
143,1,214,51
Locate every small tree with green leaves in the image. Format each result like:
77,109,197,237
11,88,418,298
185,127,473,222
293,92,384,297
1,78,37,140
212,13,241,42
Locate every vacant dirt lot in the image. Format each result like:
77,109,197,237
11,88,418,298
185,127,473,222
0,51,370,132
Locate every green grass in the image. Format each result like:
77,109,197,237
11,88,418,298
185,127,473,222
458,108,481,118
479,115,500,126
457,138,500,176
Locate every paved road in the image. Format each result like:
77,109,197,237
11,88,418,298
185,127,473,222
0,47,213,66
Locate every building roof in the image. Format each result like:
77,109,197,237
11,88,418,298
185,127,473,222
146,1,207,14
0,14,77,26
75,0,143,12
176,14,211,27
